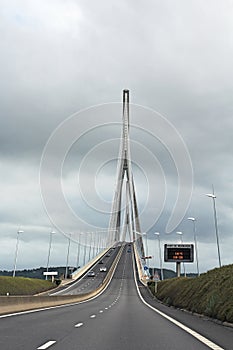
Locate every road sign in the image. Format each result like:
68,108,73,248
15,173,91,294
164,244,194,262
144,266,148,270
43,271,58,276
154,274,160,281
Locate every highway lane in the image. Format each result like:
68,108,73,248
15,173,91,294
0,244,232,350
51,246,120,296
138,280,233,350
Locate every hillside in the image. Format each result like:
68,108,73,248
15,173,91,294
148,264,233,323
0,266,74,279
148,267,197,279
0,276,55,295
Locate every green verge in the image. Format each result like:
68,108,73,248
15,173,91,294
148,264,233,324
0,276,55,295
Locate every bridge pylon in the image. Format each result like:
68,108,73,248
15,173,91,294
108,90,145,257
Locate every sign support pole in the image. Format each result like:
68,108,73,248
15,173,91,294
176,262,181,278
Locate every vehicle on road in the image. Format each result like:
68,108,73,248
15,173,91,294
87,270,95,277
100,266,107,272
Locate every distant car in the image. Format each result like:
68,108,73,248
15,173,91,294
99,260,104,264
127,249,131,253
100,266,107,272
106,253,111,257
87,270,95,277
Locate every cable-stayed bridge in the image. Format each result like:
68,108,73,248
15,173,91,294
1,91,231,350
108,89,145,258
70,89,146,280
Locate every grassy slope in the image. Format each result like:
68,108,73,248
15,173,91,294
0,276,55,295
151,264,233,323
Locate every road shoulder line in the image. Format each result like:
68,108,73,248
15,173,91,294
132,254,224,350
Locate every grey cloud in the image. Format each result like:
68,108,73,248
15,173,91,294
0,0,232,271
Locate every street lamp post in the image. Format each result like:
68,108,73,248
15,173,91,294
13,229,24,277
96,232,100,254
65,234,71,279
76,232,82,269
154,232,164,280
92,232,96,259
187,217,200,276
176,231,186,277
143,232,148,268
206,189,222,268
45,230,56,280
88,232,93,262
83,233,88,266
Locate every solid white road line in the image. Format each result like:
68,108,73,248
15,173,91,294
37,340,56,349
132,253,224,350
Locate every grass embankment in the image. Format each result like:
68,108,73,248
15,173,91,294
149,264,233,323
0,276,55,295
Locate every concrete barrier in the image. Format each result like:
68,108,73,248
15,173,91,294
133,242,147,286
0,245,124,316
70,247,110,280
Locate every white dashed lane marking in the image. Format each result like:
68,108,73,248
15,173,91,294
37,340,56,349
90,314,96,318
75,322,84,328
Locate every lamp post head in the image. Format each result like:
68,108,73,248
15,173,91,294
187,217,196,222
154,232,160,236
50,230,56,234
134,231,146,235
206,193,216,199
176,231,183,235
17,230,24,234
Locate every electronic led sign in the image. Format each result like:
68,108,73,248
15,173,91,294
164,244,194,263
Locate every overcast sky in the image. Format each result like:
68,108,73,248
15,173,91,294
0,0,233,273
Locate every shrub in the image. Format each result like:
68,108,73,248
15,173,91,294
154,264,233,323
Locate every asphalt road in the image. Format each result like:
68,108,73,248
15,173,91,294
51,246,120,296
0,244,232,350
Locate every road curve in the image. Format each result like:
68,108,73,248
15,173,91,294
51,246,120,296
0,244,232,350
